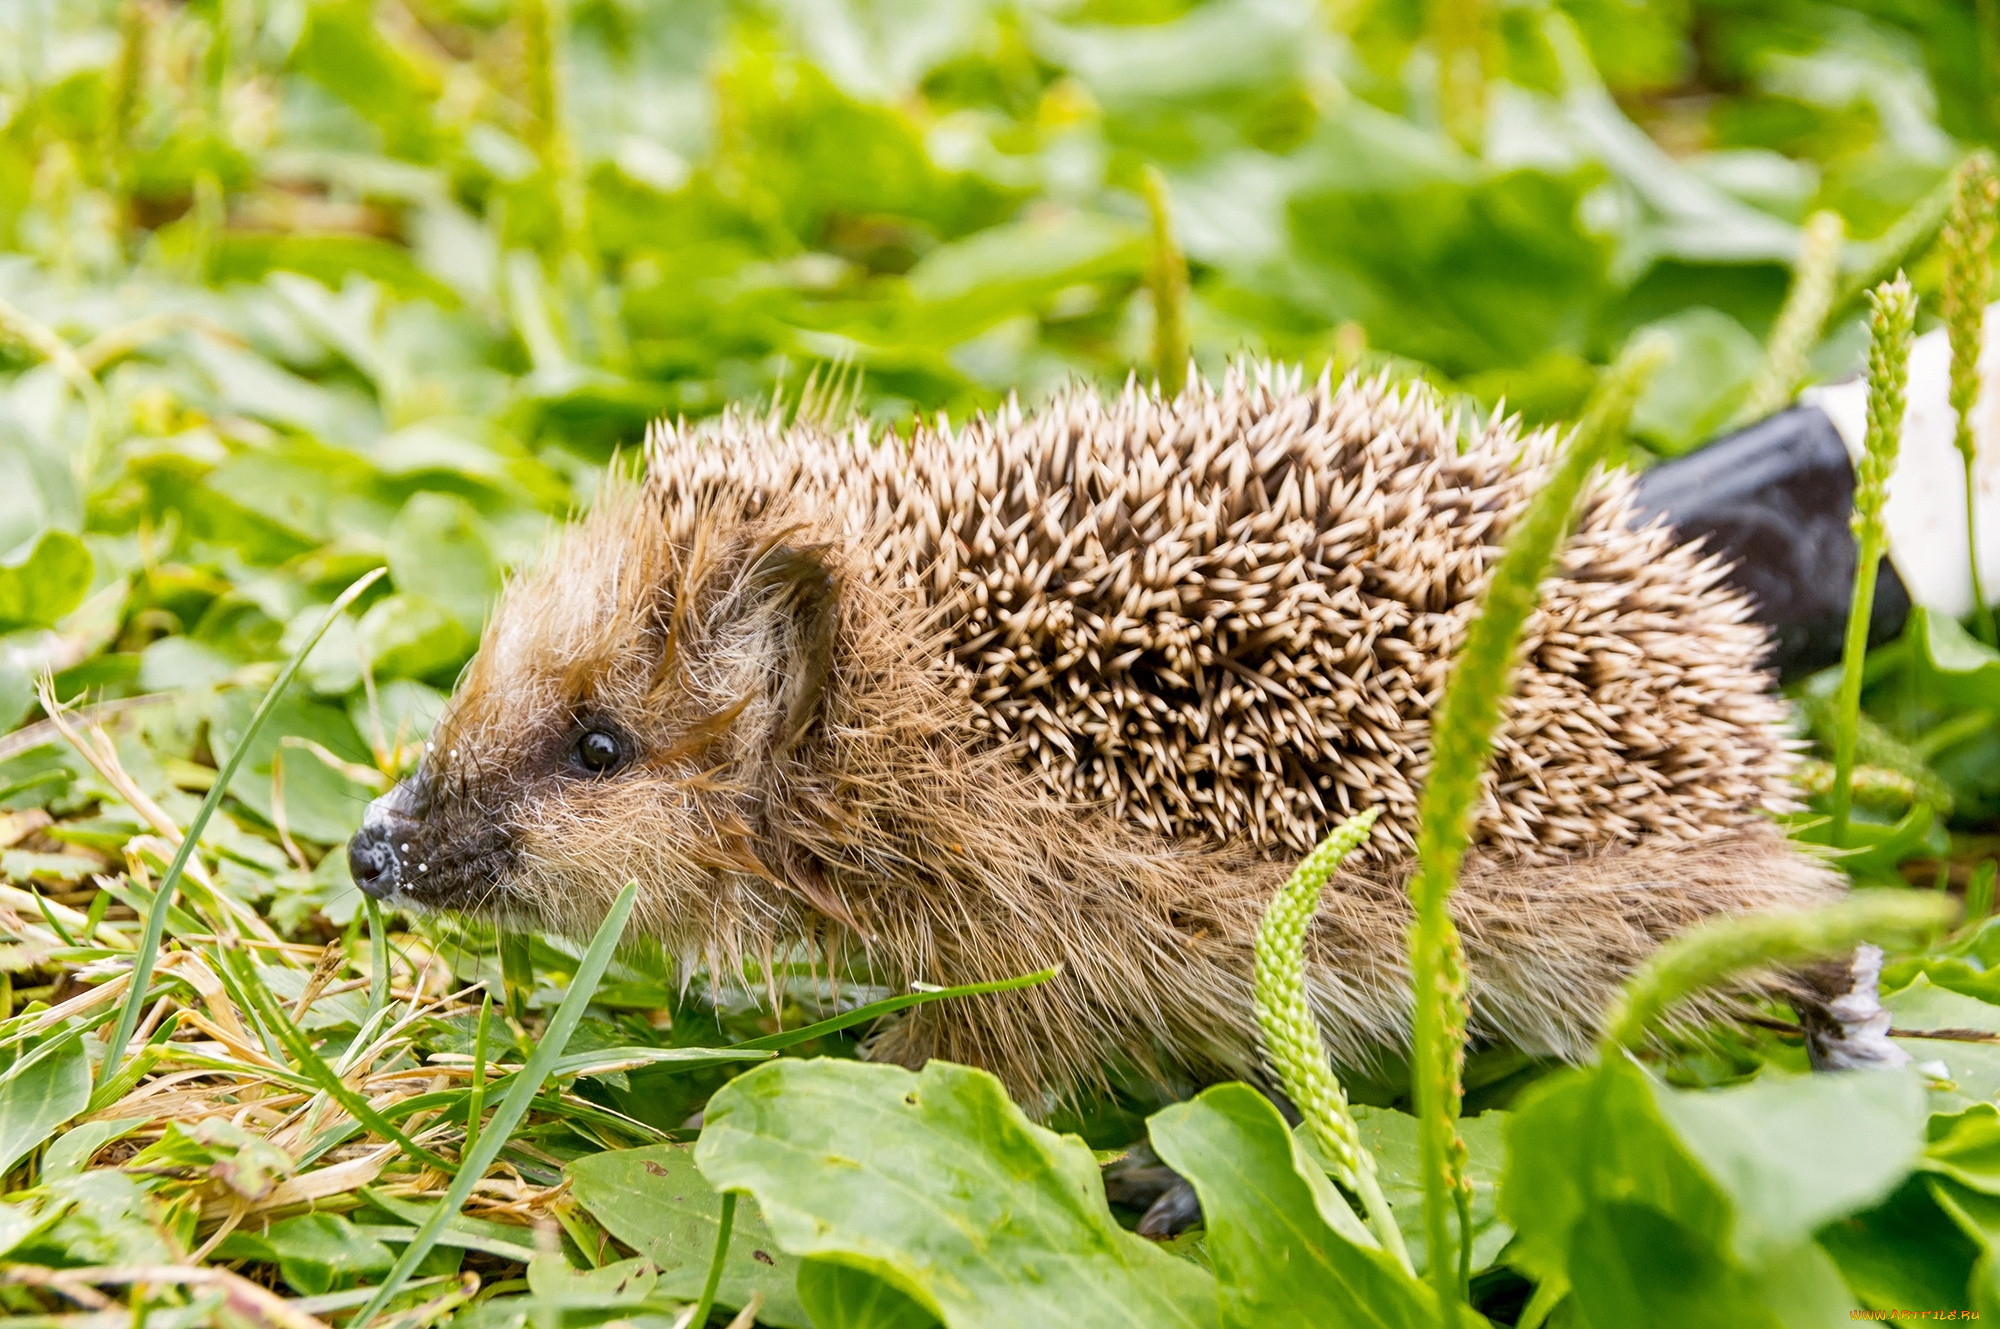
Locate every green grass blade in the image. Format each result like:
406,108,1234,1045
365,896,390,1024
465,989,492,1160
215,942,460,1175
1406,336,1665,1317
96,567,384,1090
1141,165,1190,399
353,879,639,1327
729,967,1059,1052
1943,153,1999,643
690,1190,737,1329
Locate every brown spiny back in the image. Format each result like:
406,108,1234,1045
644,362,1798,862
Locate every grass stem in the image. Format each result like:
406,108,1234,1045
1407,335,1665,1317
1141,166,1189,399
354,881,640,1326
690,1191,737,1328
1943,153,1999,643
96,568,383,1091
1737,210,1844,425
1831,276,1917,844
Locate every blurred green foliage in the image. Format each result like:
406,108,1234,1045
0,0,1987,810
3,1,2000,1323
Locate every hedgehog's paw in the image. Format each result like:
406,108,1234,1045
1794,944,1911,1072
1102,1142,1203,1237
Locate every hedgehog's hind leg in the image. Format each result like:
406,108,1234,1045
1448,825,1846,1061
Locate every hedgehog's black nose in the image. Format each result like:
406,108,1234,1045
348,785,420,901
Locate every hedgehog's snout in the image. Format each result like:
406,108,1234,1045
349,780,423,902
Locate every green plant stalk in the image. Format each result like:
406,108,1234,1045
365,896,390,1022
32,888,76,947
1835,167,1959,311
1251,808,1411,1270
1736,210,1844,425
519,0,625,370
106,0,148,229
690,1191,737,1328
354,880,639,1327
1601,892,1955,1052
1407,336,1665,1315
1430,0,1491,151
501,929,534,1025
1972,860,1998,921
1831,276,1917,844
1141,166,1190,399
1943,153,1999,643
731,966,1058,1052
97,567,384,1090
465,990,492,1160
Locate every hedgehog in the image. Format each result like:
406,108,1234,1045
347,362,1841,1106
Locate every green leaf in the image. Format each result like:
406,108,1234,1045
1648,1066,1927,1265
387,493,501,633
1923,1105,2000,1195
357,593,477,682
290,0,443,160
1912,606,2000,711
14,1171,173,1268
1886,976,2000,1109
566,1144,810,1329
1818,1178,1980,1313
695,1058,1217,1329
218,1213,395,1295
796,1261,942,1329
1565,1201,1784,1329
1627,308,1763,455
0,530,92,633
1348,1105,1511,1277
39,1119,139,1183
1147,1083,1437,1329
904,212,1147,344
0,1033,90,1176
0,1200,32,1259
1925,1178,2000,1315
525,1253,658,1308
1501,1058,1885,1320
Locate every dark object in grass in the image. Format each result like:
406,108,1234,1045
349,365,1839,1105
1633,404,1911,678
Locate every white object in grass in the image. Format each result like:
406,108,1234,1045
1804,303,2000,619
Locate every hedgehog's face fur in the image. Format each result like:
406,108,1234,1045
346,484,839,947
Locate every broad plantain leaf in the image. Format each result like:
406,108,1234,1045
566,1143,811,1329
694,1058,1217,1329
1147,1082,1439,1329
1502,1056,1899,1323
1649,1064,1926,1264
796,1260,942,1329
1351,1102,1513,1277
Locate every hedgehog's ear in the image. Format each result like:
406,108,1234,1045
747,543,837,757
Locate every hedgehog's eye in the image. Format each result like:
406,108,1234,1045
571,727,628,776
